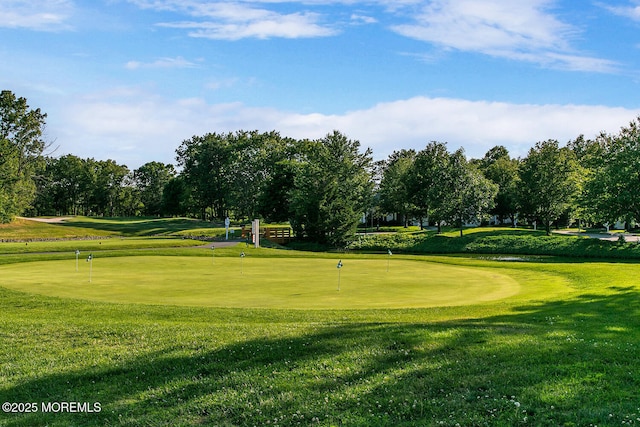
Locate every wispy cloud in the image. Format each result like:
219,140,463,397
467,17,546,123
390,0,618,73
55,90,640,167
205,77,241,90
599,1,640,21
350,13,377,25
0,0,73,31
158,13,335,40
129,0,337,40
125,56,199,70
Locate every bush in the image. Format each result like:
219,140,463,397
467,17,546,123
349,230,640,260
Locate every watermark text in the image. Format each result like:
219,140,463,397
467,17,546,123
2,401,101,413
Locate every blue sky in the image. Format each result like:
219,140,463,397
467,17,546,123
3,0,640,168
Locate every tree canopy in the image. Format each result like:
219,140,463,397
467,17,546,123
0,90,47,222
11,90,640,245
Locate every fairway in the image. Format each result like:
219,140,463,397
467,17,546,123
0,256,522,308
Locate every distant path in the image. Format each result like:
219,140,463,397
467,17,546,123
554,230,640,242
16,216,245,249
18,216,73,224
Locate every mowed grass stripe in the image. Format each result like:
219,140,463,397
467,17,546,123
2,256,527,308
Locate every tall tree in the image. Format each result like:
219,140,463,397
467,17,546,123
49,154,86,215
444,149,497,237
258,159,299,223
568,134,607,227
289,131,373,247
406,142,450,232
583,118,640,228
378,149,416,227
162,176,189,217
518,140,580,235
0,90,48,222
91,159,130,216
478,146,520,225
134,161,175,216
227,130,290,220
176,133,234,220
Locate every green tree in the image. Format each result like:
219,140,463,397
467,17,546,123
583,118,640,228
568,134,608,227
162,176,189,217
258,159,299,223
0,90,48,222
91,159,130,216
406,142,450,232
134,161,175,216
227,130,293,221
478,146,520,225
444,149,498,237
378,149,416,227
176,133,235,220
518,140,581,235
42,154,86,215
289,131,373,247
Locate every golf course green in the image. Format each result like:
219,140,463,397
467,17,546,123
2,255,527,308
4,218,640,426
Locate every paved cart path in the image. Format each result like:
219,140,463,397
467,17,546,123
553,230,640,242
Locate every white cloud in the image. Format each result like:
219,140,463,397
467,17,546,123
599,1,640,21
391,0,618,73
125,56,199,70
350,13,377,25
53,90,640,168
129,0,337,39
159,12,336,39
277,97,640,159
125,0,617,70
0,0,73,30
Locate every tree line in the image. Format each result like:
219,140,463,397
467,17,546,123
3,90,640,245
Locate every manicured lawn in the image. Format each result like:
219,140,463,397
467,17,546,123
0,237,203,255
0,255,533,308
1,218,640,426
0,218,116,240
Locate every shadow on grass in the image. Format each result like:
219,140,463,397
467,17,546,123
59,218,218,237
2,290,640,426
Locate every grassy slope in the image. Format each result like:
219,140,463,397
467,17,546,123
0,218,116,240
351,226,640,260
1,219,640,426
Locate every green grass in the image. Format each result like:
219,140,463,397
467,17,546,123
1,251,640,426
0,255,540,309
351,227,640,260
0,218,117,240
0,237,204,254
59,217,220,237
2,219,640,426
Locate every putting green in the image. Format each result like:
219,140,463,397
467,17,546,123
1,256,522,309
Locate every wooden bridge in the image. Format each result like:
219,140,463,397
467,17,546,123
241,225,293,244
